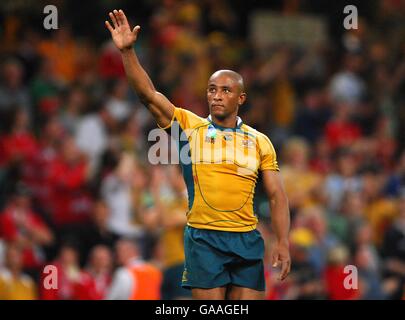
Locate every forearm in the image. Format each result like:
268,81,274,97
106,9,174,127
120,48,156,103
269,192,290,244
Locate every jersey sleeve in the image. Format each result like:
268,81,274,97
259,135,279,171
158,107,205,131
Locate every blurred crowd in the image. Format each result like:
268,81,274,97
0,0,404,300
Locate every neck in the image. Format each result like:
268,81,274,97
210,114,239,129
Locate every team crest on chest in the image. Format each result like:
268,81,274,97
241,139,254,148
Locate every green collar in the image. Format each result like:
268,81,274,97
207,115,243,131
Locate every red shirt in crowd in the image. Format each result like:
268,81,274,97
22,143,58,213
324,120,362,150
0,131,39,165
40,263,111,300
40,262,80,300
98,43,125,80
0,204,48,269
47,157,92,226
73,271,112,300
323,265,360,300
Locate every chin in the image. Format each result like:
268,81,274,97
211,110,226,119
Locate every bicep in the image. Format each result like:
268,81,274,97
147,91,175,128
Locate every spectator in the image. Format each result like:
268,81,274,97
73,245,113,300
77,200,119,266
286,227,325,300
329,53,366,104
37,27,79,84
106,238,162,300
324,102,362,151
101,153,142,238
59,85,90,135
281,138,323,213
324,148,362,212
74,104,119,176
40,242,82,300
302,206,340,275
47,136,92,231
361,166,398,246
354,244,385,299
0,183,54,277
152,165,191,300
381,191,405,299
0,242,37,300
323,245,361,300
23,116,64,217
385,150,405,197
293,86,331,144
30,59,62,122
104,79,132,123
0,108,38,167
0,59,32,125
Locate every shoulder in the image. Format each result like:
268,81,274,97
240,124,274,147
173,107,210,129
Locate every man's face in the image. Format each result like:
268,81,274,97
207,73,246,120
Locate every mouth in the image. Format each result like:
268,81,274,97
211,104,225,109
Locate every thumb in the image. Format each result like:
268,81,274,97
272,251,279,267
132,25,141,35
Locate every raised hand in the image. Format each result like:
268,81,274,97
105,9,140,51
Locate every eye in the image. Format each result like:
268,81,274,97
223,88,230,93
208,87,216,93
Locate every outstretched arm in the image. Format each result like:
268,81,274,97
262,170,291,281
105,9,174,128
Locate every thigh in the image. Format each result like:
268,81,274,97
229,258,266,292
227,229,266,292
192,286,227,300
227,285,265,300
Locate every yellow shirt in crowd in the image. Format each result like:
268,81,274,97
0,270,37,300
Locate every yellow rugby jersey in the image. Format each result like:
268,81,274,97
160,107,279,232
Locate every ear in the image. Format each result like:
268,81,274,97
238,92,247,106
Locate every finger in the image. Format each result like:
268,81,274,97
119,9,129,26
105,20,114,33
109,11,118,28
116,9,124,25
279,260,291,281
113,9,121,26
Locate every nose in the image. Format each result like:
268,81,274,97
213,91,222,101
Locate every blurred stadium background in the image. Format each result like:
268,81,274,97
0,0,404,300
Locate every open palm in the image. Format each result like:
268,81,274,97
105,9,140,51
